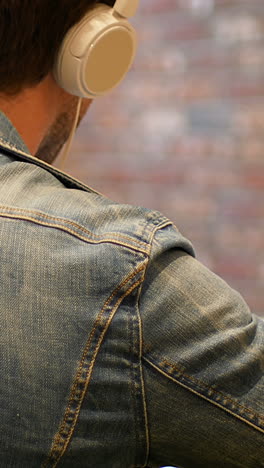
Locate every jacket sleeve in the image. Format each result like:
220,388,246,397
139,223,264,468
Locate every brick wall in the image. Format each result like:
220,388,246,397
60,0,264,316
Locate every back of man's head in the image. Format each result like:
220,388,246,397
0,0,114,95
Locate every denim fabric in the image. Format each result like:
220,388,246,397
0,111,263,468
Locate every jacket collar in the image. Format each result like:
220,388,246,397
0,111,30,156
0,110,99,193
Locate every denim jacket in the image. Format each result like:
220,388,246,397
0,111,263,468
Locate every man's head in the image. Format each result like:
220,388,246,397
0,0,114,163
0,0,114,95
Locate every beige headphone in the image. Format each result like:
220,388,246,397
54,0,139,98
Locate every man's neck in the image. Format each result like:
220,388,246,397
0,74,65,155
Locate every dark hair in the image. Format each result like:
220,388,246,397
0,0,114,94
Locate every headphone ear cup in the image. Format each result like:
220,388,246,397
54,4,137,98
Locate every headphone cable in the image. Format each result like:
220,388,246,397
60,97,82,170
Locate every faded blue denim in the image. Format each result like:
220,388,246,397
0,111,263,467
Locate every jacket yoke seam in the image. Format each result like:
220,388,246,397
0,205,149,246
0,209,151,255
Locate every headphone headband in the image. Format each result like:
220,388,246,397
54,0,139,98
114,0,139,18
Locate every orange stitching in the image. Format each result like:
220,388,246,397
65,264,146,405
0,211,150,255
0,205,150,248
150,220,173,243
136,300,150,468
161,358,264,423
144,357,264,436
45,263,147,466
49,278,145,466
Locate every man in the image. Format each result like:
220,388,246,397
0,1,263,467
